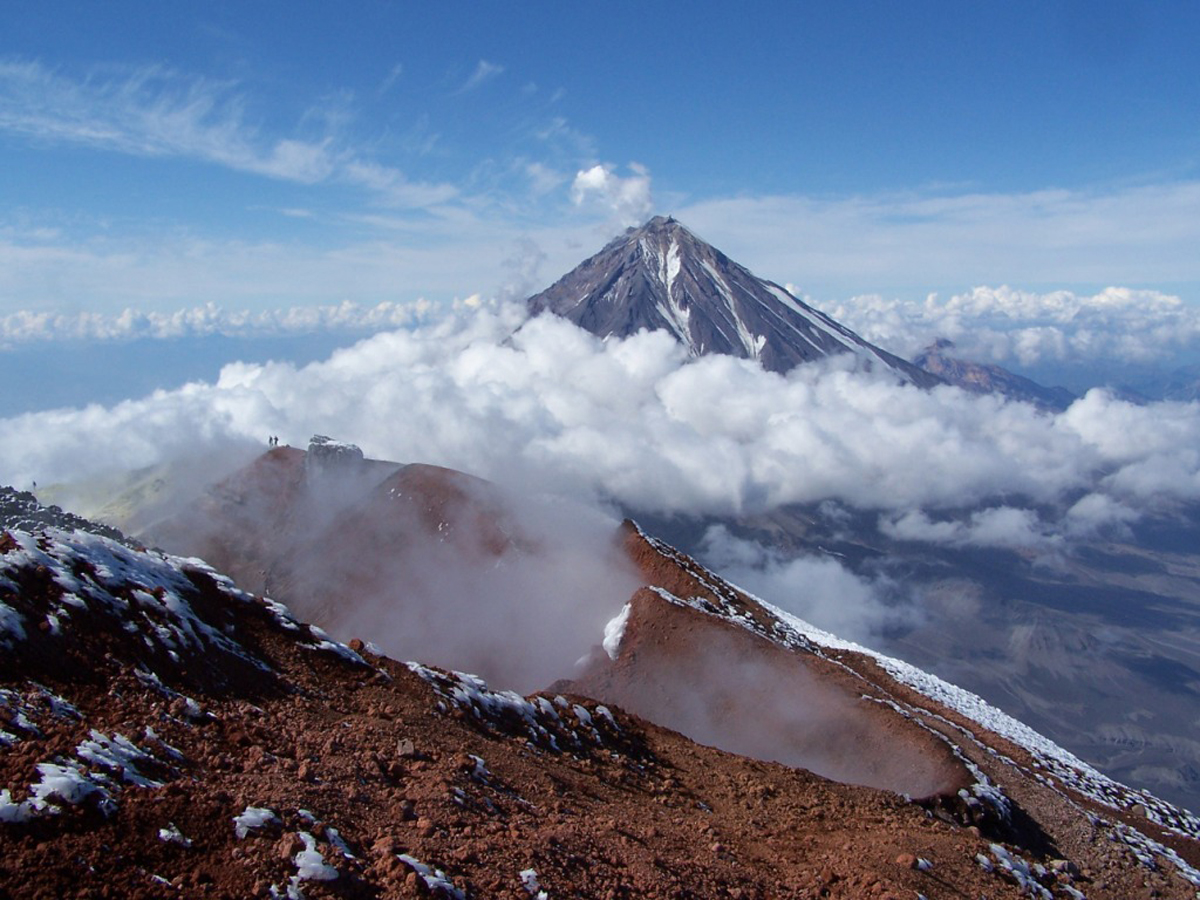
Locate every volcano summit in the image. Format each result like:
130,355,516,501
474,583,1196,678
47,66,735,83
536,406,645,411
527,216,937,385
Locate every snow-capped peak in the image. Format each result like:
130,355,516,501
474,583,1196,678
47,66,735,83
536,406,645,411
526,216,938,385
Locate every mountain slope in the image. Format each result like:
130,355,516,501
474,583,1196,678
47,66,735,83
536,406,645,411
147,440,1200,814
640,496,1200,814
527,216,940,385
4,497,1200,897
142,444,1200,835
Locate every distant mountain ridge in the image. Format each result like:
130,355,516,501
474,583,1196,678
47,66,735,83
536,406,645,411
913,339,1077,410
527,216,940,386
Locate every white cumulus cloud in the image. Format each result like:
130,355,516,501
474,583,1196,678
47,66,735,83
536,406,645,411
879,507,1055,550
2,307,1198,550
570,163,653,227
821,285,1200,368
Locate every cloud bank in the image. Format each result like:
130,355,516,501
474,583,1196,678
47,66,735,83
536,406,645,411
819,285,1200,370
3,307,1198,539
5,306,1198,644
0,299,439,346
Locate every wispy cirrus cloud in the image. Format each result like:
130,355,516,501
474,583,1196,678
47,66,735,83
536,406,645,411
458,59,504,93
340,160,458,208
377,62,404,95
0,59,331,181
0,59,453,205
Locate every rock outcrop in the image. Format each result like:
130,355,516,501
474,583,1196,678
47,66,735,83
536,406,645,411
304,434,367,480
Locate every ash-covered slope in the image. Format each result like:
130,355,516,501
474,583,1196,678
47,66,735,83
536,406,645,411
914,339,1076,410
527,216,939,385
4,502,1200,898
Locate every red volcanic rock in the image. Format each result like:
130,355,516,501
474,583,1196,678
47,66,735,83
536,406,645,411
590,526,970,797
1,520,1199,898
56,450,1200,899
567,584,969,800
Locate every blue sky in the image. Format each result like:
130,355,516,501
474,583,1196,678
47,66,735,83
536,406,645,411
2,2,1200,354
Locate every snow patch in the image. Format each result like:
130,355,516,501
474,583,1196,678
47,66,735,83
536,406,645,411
407,662,621,754
602,603,631,659
985,843,1053,898
397,854,465,900
158,822,192,846
234,806,279,839
655,239,691,342
293,831,338,881
520,868,550,899
0,601,25,644
325,826,355,859
75,730,163,788
28,762,114,816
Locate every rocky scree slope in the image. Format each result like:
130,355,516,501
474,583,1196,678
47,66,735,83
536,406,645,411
526,216,939,386
643,493,1200,815
0,518,1136,900
0,516,1197,899
8,456,1200,896
146,445,1200,888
